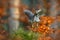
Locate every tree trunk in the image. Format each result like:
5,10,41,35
8,0,20,33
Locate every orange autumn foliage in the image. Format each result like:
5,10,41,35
32,16,54,34
0,8,4,16
37,25,50,34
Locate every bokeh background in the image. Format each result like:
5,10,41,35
0,0,60,40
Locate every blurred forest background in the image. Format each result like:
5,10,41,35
0,0,60,40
